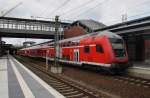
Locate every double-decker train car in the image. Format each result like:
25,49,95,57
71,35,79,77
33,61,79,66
18,31,130,73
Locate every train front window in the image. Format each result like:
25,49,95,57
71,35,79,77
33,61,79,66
109,38,124,49
109,38,126,58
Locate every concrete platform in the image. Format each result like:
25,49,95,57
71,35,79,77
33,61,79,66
128,62,150,79
128,66,150,79
0,55,65,98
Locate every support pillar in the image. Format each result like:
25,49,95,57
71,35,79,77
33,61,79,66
50,16,62,74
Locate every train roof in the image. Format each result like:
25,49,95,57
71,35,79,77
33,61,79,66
20,30,121,50
59,30,121,42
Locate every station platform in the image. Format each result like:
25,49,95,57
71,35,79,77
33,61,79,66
0,55,65,98
128,63,150,79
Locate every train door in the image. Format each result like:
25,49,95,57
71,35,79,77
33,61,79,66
74,49,79,62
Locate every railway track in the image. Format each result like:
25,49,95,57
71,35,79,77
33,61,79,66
113,75,150,88
15,56,102,98
15,56,150,98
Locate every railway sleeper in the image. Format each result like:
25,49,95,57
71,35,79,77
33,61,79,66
48,80,61,83
56,86,71,90
49,82,65,86
17,57,99,98
146,82,150,85
59,88,74,93
52,84,68,88
82,96,89,98
65,93,84,98
115,76,150,88
62,91,79,95
49,81,63,84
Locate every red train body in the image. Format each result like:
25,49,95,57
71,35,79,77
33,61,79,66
18,31,130,73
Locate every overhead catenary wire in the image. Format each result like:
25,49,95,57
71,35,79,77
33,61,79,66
1,2,23,17
59,0,94,17
69,0,108,19
71,0,150,24
37,0,150,25
102,2,150,25
44,0,72,17
120,1,150,18
27,0,150,26
100,10,150,26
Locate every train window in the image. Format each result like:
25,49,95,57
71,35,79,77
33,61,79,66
96,44,104,53
109,38,124,49
84,46,90,53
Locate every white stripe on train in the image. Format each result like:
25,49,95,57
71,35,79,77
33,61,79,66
42,57,111,67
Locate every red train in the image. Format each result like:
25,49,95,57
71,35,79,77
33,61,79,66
18,31,130,73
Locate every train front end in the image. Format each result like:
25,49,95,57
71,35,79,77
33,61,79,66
108,36,131,73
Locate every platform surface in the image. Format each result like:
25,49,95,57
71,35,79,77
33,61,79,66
133,62,150,68
0,55,65,98
127,62,150,79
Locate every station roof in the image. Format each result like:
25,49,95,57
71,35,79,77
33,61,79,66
71,19,106,32
94,16,150,35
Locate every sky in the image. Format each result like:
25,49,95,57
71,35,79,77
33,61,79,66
0,0,150,46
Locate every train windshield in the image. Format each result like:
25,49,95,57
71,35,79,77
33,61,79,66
109,38,126,58
109,38,124,49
